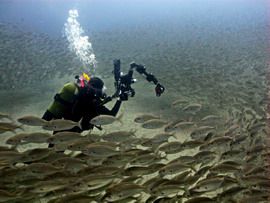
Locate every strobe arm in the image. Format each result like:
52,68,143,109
130,62,165,96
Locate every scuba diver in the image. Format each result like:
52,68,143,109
42,59,165,134
42,73,123,133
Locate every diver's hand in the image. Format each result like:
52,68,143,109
119,92,129,101
155,83,165,97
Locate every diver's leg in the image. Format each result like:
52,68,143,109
42,110,56,121
80,116,94,132
42,111,58,147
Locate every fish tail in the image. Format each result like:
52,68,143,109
117,113,124,125
118,143,127,151
18,125,24,131
78,118,83,129
130,128,137,137
7,116,14,122
154,149,166,159
154,145,162,156
190,164,197,172
171,132,178,139
183,186,190,197
235,175,246,187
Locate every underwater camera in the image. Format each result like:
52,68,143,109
112,59,165,100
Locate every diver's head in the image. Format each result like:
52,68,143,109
89,77,104,90
88,77,106,99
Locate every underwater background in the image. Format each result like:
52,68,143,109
0,0,269,202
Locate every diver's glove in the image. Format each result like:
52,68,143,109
155,83,165,97
119,91,129,101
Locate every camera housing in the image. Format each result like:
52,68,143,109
112,59,165,99
113,60,136,100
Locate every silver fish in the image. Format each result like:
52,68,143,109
102,130,136,142
201,115,221,122
164,119,185,132
102,154,135,167
134,113,160,123
193,150,216,160
6,133,29,145
141,133,175,148
190,126,215,139
51,157,87,174
210,163,241,174
171,99,189,107
28,180,68,194
182,103,202,114
67,139,93,151
199,136,233,151
17,115,47,126
169,121,195,132
79,166,122,176
217,186,245,201
185,197,216,203
47,131,82,144
158,141,183,154
47,194,97,203
20,132,51,144
105,183,145,202
159,162,195,177
43,119,81,131
168,156,196,165
19,148,53,163
219,150,244,162
130,153,162,165
82,143,120,158
123,166,155,176
151,184,185,197
190,177,224,193
0,122,23,133
181,140,204,150
90,114,123,126
141,119,167,129
0,112,12,121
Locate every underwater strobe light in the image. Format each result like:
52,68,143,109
64,9,97,71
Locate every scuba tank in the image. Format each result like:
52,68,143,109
47,74,89,118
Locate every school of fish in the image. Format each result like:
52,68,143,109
0,95,268,203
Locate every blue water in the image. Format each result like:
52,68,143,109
0,0,268,37
0,0,268,115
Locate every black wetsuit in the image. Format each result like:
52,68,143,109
42,86,122,133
